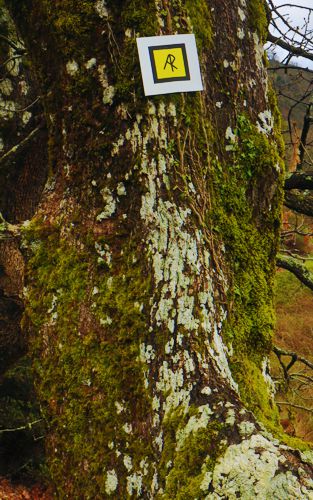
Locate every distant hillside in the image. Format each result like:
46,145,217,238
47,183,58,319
268,58,313,171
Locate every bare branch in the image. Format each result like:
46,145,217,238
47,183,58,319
0,419,43,434
267,33,313,63
273,345,313,371
0,124,42,168
0,34,26,55
276,401,313,412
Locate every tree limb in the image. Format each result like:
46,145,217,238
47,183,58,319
0,124,42,168
0,213,20,240
285,171,313,190
284,190,313,216
276,254,313,291
276,401,313,413
273,345,313,371
267,32,313,63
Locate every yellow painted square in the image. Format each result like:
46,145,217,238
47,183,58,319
152,47,187,80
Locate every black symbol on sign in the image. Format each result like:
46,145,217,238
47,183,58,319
164,54,178,72
149,43,190,84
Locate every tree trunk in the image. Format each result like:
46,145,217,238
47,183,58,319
3,0,313,497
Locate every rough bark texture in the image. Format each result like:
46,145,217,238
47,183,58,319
2,0,313,498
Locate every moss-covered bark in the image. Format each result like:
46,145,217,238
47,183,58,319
2,0,313,497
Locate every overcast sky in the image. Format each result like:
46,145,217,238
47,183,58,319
267,0,313,68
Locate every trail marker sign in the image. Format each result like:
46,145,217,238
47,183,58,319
137,34,203,96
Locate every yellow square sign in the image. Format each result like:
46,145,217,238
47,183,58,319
137,34,203,96
149,44,190,83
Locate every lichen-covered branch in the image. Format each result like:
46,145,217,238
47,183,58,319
276,254,313,291
284,190,313,217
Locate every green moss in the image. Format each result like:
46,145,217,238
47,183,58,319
160,408,225,499
22,219,154,497
247,0,269,42
185,0,212,51
106,0,158,102
213,115,283,352
203,112,284,429
231,356,280,426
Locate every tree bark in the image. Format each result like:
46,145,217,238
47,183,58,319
2,0,313,498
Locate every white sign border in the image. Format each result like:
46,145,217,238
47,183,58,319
136,34,203,96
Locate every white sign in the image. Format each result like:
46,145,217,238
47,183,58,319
136,34,203,96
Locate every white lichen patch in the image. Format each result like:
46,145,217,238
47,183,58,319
100,316,113,326
117,182,126,196
95,0,108,19
155,431,163,452
209,434,313,498
85,58,97,70
111,134,125,157
124,455,133,472
0,78,13,96
105,469,118,494
123,423,132,434
95,241,112,266
239,421,255,437
253,33,264,72
96,187,116,221
225,408,236,426
207,325,238,392
140,343,155,364
176,405,213,451
200,471,213,492
115,101,238,420
238,7,246,21
22,111,32,125
103,86,115,105
237,27,245,40
66,60,79,76
262,357,276,397
257,110,274,136
127,473,143,496
115,401,125,414
201,386,212,396
0,99,15,120
98,64,115,105
225,126,236,143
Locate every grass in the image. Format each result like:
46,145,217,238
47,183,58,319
272,259,313,442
